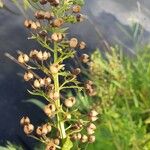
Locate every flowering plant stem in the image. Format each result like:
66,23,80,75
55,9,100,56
53,41,66,139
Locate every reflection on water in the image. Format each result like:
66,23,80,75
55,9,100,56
0,0,150,145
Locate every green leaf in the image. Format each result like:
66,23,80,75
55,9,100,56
62,137,73,150
24,99,46,110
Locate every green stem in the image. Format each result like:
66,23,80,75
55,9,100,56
53,42,66,139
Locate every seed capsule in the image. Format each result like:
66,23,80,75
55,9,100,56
88,135,96,143
45,77,51,86
34,79,41,88
76,14,85,22
31,22,38,30
72,5,81,13
48,0,60,7
23,54,29,62
49,91,59,100
87,127,95,135
23,124,34,135
52,18,64,27
24,72,34,81
35,10,45,19
51,33,63,42
44,104,56,116
44,11,52,20
18,54,24,64
64,97,76,108
79,41,86,49
20,116,30,126
72,68,81,75
53,138,60,145
81,135,88,143
89,116,98,122
46,141,56,150
80,54,89,63
37,51,43,60
39,78,45,87
76,133,82,140
88,123,96,130
89,110,98,117
69,38,78,48
40,0,47,5
24,19,32,28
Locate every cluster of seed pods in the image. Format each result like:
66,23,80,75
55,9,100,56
17,0,98,149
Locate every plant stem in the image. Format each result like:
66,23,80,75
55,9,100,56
53,42,66,139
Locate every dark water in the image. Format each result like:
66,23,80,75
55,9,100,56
0,0,150,147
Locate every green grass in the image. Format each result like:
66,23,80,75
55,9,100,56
82,45,150,150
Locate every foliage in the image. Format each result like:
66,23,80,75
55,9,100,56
81,45,150,150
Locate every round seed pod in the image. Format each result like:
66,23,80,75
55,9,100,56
64,97,76,108
18,54,24,64
81,135,88,143
33,79,41,88
89,110,98,117
23,124,34,135
49,91,59,100
44,11,52,20
88,135,96,143
89,116,98,122
76,133,82,140
76,14,85,22
79,41,86,49
50,64,59,74
36,126,43,135
52,18,64,27
35,21,41,28
20,116,30,126
23,54,29,62
43,51,50,60
24,20,32,28
35,10,45,19
69,38,78,48
51,33,63,42
80,54,89,63
37,51,43,60
48,0,60,7
39,78,45,87
31,22,38,30
46,141,56,150
44,105,52,117
71,68,81,76
88,123,96,130
29,49,38,58
45,77,51,86
24,72,34,81
53,138,60,145
72,5,81,13
40,0,47,5
87,127,95,135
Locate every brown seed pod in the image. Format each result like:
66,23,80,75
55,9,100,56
81,135,88,143
72,5,81,13
52,18,64,27
51,33,63,42
46,141,56,150
31,22,38,30
39,78,45,87
76,133,82,140
79,41,86,49
89,110,98,117
45,77,51,86
33,79,41,88
48,0,60,7
24,72,34,81
88,135,96,143
76,14,85,22
64,97,76,108
50,63,63,74
71,68,81,76
37,51,43,60
23,124,34,135
44,11,53,20
44,104,56,116
18,54,29,64
49,91,59,100
80,54,89,63
53,138,60,145
35,10,45,19
20,116,30,126
88,123,96,130
18,54,24,64
69,38,78,48
35,21,41,28
24,19,32,28
87,127,95,135
40,0,47,5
